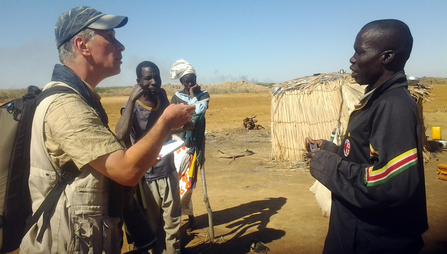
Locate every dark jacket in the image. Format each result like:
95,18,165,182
310,71,428,254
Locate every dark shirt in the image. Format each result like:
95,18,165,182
122,89,175,181
310,71,428,253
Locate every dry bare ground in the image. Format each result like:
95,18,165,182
99,85,447,254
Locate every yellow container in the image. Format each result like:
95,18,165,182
432,126,441,140
438,164,447,181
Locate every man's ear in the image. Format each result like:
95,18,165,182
74,36,91,56
381,50,394,65
136,78,140,84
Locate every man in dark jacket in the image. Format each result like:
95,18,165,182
306,19,428,254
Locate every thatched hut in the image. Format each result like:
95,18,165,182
271,73,432,162
271,73,364,161
407,76,432,162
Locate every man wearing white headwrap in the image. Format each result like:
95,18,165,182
170,59,196,80
170,59,210,233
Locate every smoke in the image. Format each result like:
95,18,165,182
0,34,57,89
198,69,276,85
0,41,278,90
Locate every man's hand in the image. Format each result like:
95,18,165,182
129,84,145,101
305,137,323,159
160,104,196,130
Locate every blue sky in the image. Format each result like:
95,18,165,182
0,0,446,89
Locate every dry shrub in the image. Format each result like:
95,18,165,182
201,81,270,94
0,77,442,103
0,89,28,103
423,84,447,112
96,81,270,98
420,77,447,86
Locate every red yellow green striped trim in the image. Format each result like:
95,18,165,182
369,144,379,159
365,148,418,187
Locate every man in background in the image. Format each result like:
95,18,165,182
116,61,181,254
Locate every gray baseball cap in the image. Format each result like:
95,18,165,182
55,6,128,48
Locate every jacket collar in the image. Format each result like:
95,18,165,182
357,70,408,108
51,64,108,126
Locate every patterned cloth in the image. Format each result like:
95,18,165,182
173,137,196,215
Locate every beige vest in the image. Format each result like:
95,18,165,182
20,82,122,254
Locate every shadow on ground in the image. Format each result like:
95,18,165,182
181,197,287,254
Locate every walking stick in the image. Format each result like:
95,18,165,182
194,112,214,241
200,163,214,241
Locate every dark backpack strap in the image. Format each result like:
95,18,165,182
24,161,80,242
35,86,80,105
23,86,80,159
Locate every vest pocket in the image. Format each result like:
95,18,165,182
70,215,96,253
71,186,108,209
68,214,121,253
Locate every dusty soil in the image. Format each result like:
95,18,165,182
100,85,447,254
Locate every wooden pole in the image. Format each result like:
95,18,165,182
200,163,214,241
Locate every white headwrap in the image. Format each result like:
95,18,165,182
170,59,196,80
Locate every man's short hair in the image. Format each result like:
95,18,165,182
58,28,95,64
362,19,413,70
136,61,160,79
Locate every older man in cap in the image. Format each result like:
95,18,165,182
19,6,195,254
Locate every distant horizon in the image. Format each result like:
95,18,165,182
1,70,446,91
2,75,446,92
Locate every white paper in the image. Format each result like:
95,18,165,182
159,137,185,158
